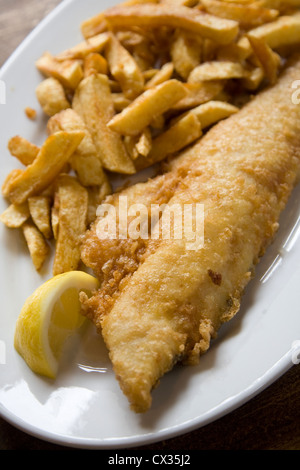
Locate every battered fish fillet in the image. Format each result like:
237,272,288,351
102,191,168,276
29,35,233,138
80,57,300,413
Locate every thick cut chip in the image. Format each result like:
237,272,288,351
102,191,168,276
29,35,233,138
171,81,224,110
129,30,157,71
70,156,109,188
81,13,108,40
200,0,279,27
28,196,53,240
0,203,30,228
80,0,160,38
47,109,108,187
8,136,40,166
84,53,108,77
241,66,264,90
237,13,300,57
36,53,84,90
105,33,145,99
216,42,249,62
107,79,187,136
36,78,70,117
135,113,202,169
183,100,239,129
2,131,84,205
145,62,174,89
170,30,202,80
53,174,88,276
2,170,23,197
246,34,281,84
73,74,136,174
104,4,239,45
188,60,245,82
22,221,49,271
55,33,109,61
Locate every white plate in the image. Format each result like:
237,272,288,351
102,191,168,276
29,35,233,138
0,0,300,450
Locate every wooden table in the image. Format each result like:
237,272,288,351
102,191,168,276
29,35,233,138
0,0,299,452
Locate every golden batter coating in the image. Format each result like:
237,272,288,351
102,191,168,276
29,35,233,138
81,57,300,413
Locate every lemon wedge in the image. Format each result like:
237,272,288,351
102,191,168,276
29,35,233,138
14,271,99,379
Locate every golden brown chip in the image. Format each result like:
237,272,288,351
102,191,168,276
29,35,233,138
22,221,49,271
2,131,85,205
73,74,136,174
36,53,84,90
216,42,250,62
135,113,202,169
53,174,89,275
55,33,109,61
80,0,160,39
200,0,279,27
81,12,108,40
246,34,281,84
36,77,70,117
107,79,187,136
135,128,153,157
2,170,22,196
28,196,53,239
104,4,239,45
170,30,202,80
241,66,264,90
131,33,157,71
143,68,159,81
237,13,300,58
182,100,239,129
84,52,108,77
47,108,108,187
188,60,245,82
0,203,30,228
171,81,224,111
144,62,174,88
105,32,145,99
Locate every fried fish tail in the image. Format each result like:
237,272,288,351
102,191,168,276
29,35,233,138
81,57,300,413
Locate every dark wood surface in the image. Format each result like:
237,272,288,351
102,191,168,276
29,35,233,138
0,0,299,451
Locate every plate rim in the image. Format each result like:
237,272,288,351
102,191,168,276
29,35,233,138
0,354,293,449
0,0,299,450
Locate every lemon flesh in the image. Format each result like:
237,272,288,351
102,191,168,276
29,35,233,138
14,271,99,379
